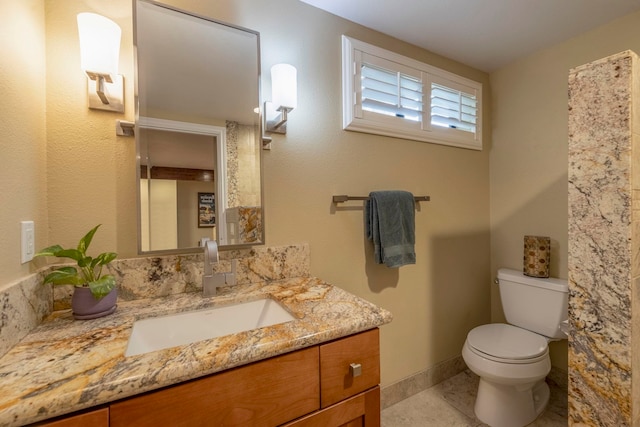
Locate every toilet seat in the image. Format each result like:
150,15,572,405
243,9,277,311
467,323,548,364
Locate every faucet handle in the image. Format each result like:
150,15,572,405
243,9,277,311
204,240,219,261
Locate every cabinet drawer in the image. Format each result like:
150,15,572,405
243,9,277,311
283,386,380,427
319,329,380,408
110,347,319,426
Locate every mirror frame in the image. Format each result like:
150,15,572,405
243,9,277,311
133,0,265,255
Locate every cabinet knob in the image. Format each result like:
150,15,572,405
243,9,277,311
349,363,362,377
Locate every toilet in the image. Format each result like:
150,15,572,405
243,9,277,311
462,268,568,427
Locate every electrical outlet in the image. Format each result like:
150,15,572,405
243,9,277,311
21,221,34,264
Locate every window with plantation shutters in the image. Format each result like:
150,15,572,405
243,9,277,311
342,36,482,150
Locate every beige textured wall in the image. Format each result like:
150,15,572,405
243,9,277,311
44,0,137,259
0,0,48,289
212,0,492,386
2,0,491,387
490,9,640,370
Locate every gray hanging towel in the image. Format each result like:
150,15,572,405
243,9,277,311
365,190,416,268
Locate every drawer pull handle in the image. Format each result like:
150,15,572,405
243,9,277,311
349,363,362,377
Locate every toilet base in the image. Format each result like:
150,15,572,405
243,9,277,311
474,377,549,427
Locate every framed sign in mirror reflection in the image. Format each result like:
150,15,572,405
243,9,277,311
198,193,215,228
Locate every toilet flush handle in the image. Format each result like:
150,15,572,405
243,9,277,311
349,363,362,377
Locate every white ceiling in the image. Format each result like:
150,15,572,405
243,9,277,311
300,0,640,72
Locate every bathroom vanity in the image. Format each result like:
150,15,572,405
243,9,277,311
43,330,380,426
0,277,391,426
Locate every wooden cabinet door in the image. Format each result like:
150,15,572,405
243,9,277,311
282,386,380,427
319,329,380,408
110,347,319,426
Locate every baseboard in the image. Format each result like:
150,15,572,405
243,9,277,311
380,355,467,409
381,359,568,410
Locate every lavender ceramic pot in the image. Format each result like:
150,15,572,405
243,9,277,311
71,287,117,320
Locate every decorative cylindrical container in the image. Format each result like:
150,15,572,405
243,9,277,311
523,235,550,278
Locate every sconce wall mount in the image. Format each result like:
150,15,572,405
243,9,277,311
85,72,124,112
264,102,290,134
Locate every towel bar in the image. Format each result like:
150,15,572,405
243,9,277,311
332,195,430,204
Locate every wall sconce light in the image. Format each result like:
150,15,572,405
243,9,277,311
77,13,124,113
264,63,297,135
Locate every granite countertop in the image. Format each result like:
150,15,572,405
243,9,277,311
0,277,392,426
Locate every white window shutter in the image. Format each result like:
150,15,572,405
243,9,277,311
361,63,423,122
431,82,477,134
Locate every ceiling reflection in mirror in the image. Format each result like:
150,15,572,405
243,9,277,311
135,0,263,253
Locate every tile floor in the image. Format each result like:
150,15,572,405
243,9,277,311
381,370,567,426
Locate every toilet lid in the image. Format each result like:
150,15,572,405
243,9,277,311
467,324,547,360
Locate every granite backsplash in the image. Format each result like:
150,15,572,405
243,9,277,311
0,243,310,359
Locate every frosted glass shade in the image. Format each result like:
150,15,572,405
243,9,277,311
77,13,121,75
271,64,297,110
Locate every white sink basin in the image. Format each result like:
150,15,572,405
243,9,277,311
125,298,295,357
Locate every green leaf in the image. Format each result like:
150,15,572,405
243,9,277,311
54,249,85,262
43,267,82,286
78,256,93,268
95,252,117,266
78,224,101,253
34,245,64,258
88,274,116,299
90,257,100,269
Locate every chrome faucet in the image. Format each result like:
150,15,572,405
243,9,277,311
202,240,237,297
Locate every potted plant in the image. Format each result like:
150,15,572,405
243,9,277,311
35,224,118,319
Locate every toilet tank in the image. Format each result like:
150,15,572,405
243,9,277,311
497,268,568,339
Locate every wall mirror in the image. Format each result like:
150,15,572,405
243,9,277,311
135,0,264,253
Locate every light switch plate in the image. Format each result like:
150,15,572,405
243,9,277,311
21,221,34,264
